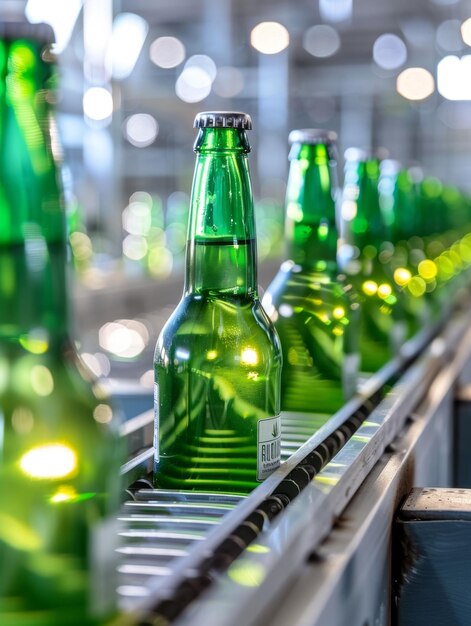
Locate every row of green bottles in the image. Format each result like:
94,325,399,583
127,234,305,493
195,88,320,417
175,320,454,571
0,22,122,625
154,113,471,496
378,162,471,315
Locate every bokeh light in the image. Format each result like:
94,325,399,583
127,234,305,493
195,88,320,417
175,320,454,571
31,365,54,397
418,259,438,280
25,0,82,54
147,246,173,279
320,0,352,23
462,18,471,47
303,25,341,58
362,280,378,296
110,13,149,80
99,319,149,359
373,33,407,70
149,36,186,68
20,444,77,480
83,87,113,122
123,235,148,261
124,114,159,147
250,22,289,55
123,198,152,236
437,55,471,100
70,231,93,265
394,267,412,286
396,67,434,100
241,347,259,366
140,370,154,388
185,55,217,82
93,404,113,424
81,352,111,378
176,67,212,103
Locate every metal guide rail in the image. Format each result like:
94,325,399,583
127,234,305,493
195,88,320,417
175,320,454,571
116,300,469,625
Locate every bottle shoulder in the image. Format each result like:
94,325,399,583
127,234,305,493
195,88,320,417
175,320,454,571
155,294,281,361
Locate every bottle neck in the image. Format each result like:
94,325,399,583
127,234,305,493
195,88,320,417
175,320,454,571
0,37,69,345
285,142,339,275
185,128,257,297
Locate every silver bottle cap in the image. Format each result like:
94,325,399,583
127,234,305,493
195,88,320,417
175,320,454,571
194,111,253,130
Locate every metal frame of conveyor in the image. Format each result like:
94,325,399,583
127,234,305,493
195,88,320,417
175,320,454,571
117,298,471,626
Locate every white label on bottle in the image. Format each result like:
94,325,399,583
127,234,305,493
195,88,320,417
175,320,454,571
257,415,281,481
89,515,120,617
154,382,159,462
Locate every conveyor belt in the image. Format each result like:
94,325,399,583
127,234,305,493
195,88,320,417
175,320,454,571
117,411,341,608
117,491,244,608
116,301,463,624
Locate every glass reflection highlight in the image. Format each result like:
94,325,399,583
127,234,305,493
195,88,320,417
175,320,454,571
19,443,77,480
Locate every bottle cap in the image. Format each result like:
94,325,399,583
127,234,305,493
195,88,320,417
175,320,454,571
194,111,252,130
0,21,55,44
288,129,337,145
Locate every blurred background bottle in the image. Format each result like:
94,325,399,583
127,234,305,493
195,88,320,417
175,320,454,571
0,22,122,625
340,148,408,374
378,158,433,329
412,174,470,304
400,170,454,312
154,112,282,494
263,129,359,415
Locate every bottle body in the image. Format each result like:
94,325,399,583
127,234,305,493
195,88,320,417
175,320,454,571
379,161,433,332
264,262,358,414
347,258,402,372
264,133,359,415
155,292,281,492
410,177,464,307
341,152,407,373
0,26,122,624
0,343,121,625
154,116,282,493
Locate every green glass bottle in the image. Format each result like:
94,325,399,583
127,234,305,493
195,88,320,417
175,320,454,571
262,129,359,415
400,167,440,304
0,23,122,625
154,112,282,494
379,159,432,327
408,174,456,307
341,149,407,373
